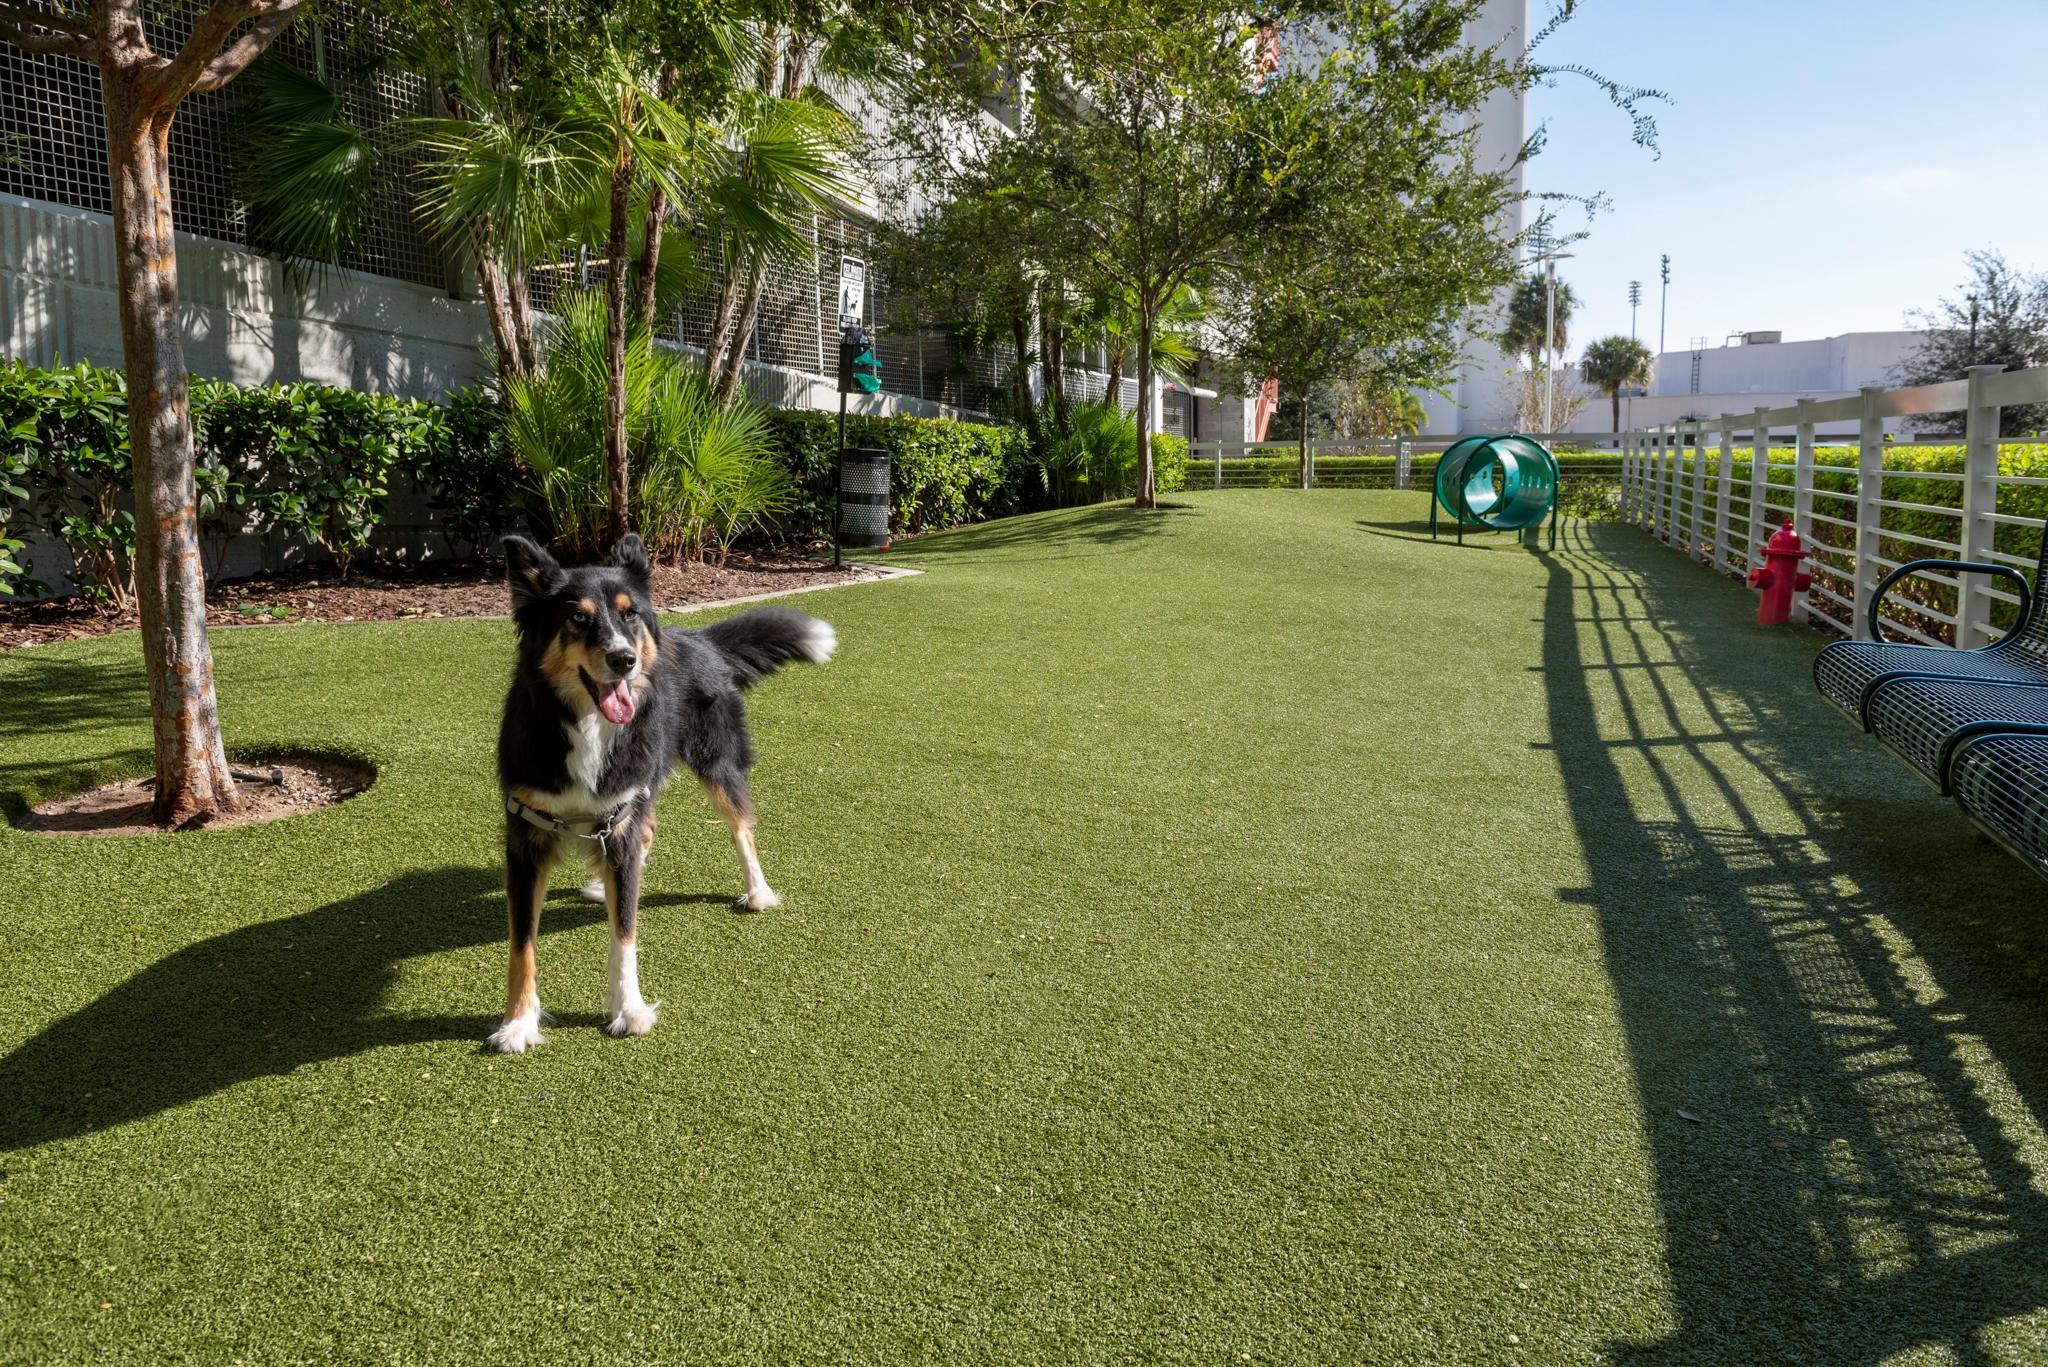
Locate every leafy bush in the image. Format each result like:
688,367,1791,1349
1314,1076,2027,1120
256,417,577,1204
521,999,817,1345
1152,433,1189,495
765,409,1034,539
505,292,791,563
0,360,134,604
0,361,505,597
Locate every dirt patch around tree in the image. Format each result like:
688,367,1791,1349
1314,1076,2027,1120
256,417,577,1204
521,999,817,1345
16,757,374,836
0,548,887,649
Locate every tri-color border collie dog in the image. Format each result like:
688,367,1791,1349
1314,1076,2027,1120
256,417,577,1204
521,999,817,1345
490,533,834,1054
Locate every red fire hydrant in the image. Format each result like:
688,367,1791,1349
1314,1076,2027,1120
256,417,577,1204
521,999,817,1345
1748,521,1811,625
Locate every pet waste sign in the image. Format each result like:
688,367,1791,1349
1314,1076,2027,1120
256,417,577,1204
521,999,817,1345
838,258,865,325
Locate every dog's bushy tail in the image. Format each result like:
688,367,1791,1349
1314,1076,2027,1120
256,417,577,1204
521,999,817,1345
697,606,836,687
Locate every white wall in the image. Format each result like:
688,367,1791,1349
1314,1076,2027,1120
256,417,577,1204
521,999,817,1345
1417,0,1527,437
1648,330,1922,399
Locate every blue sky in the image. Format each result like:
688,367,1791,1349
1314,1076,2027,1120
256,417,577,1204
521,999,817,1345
1522,0,2048,362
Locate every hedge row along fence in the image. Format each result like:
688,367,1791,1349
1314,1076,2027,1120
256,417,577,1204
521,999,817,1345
0,361,1188,602
1189,451,1625,517
1634,443,2048,642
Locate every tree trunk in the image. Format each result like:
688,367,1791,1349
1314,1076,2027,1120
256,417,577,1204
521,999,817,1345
1010,306,1040,443
603,153,634,544
1042,285,1070,437
633,65,677,340
1133,306,1156,507
713,256,767,408
506,252,539,376
1611,388,1620,432
472,232,525,394
1299,393,1310,491
106,91,240,827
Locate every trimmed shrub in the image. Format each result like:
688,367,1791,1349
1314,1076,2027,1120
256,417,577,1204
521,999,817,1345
0,361,505,597
765,410,1035,540
1152,433,1189,495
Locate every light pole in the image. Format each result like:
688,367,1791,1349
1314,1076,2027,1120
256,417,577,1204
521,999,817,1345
1658,254,1671,360
1628,280,1642,341
1534,246,1573,439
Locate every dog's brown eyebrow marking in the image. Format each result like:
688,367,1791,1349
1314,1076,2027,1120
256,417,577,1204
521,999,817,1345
577,597,597,616
614,592,632,612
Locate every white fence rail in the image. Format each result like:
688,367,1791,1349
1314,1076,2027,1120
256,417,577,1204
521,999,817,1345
1618,365,2048,646
1185,433,1624,491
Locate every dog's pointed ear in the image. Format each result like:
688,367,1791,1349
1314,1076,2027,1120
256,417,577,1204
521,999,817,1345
609,533,650,584
503,535,565,608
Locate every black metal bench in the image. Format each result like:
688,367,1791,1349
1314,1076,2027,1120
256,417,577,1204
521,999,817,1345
1813,539,2048,885
1949,733,2048,882
1813,542,2045,728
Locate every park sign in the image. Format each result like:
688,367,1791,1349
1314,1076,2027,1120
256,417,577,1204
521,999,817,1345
838,258,865,325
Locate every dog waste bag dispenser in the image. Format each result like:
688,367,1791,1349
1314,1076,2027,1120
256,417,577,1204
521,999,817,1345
839,447,890,550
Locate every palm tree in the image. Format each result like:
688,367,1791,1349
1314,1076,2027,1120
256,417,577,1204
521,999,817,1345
1580,334,1655,432
1500,271,1578,367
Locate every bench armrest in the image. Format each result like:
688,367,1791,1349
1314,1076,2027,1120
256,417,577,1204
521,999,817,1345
1869,559,2033,645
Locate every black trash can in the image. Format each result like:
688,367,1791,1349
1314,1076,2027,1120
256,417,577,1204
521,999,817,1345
838,447,890,550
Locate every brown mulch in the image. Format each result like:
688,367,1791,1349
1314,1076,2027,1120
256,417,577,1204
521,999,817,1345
0,548,879,650
15,757,372,836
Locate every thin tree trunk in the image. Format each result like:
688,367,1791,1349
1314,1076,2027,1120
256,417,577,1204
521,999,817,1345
1010,306,1040,443
473,233,524,393
1042,284,1070,437
704,256,745,383
1133,306,1156,507
1103,347,1122,408
714,256,767,408
603,153,634,544
1611,389,1620,432
633,64,677,340
106,91,240,826
1298,393,1310,490
506,255,539,376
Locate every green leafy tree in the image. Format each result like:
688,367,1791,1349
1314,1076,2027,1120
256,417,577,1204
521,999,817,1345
1579,334,1654,432
0,0,318,824
1890,249,2048,436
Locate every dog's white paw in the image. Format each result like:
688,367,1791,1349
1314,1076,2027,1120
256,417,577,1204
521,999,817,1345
736,887,781,912
579,877,606,904
606,1000,659,1037
487,1010,546,1054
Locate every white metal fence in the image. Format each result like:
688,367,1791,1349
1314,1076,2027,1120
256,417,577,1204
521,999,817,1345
1185,433,1625,491
1619,365,2048,647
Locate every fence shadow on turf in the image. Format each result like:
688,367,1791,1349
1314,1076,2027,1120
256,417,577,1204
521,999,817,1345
0,865,611,1154
1539,518,2048,1365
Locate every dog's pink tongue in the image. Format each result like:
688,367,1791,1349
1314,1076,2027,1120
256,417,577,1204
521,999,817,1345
597,679,635,724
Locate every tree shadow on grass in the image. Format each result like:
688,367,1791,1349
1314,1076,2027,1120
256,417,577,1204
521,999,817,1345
0,650,153,820
1539,519,2048,1365
887,502,1197,564
0,865,612,1155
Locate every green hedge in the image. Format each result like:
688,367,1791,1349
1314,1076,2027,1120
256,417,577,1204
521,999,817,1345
0,360,509,600
763,410,1037,540
1635,443,2048,638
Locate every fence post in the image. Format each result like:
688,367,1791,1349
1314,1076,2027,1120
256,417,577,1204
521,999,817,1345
1621,430,1634,524
1853,387,1883,641
1793,399,1816,623
1960,363,2006,648
1662,428,1679,544
1714,416,1735,573
1395,437,1410,491
1748,406,1771,578
1213,441,1223,491
1689,421,1708,559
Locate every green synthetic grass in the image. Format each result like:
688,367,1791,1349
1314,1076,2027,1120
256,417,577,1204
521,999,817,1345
2,493,2046,1365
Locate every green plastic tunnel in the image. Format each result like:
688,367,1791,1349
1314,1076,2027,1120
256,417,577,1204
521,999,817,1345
1431,434,1559,532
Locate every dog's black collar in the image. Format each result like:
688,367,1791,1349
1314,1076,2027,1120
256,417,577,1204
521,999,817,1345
505,794,633,848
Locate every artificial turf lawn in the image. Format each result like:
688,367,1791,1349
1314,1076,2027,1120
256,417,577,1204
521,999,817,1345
2,492,2046,1366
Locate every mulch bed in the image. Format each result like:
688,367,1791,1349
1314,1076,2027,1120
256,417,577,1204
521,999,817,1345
15,757,373,836
0,548,877,650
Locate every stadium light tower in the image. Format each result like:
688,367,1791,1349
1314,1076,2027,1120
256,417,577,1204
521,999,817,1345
1658,255,1671,359
1628,280,1642,341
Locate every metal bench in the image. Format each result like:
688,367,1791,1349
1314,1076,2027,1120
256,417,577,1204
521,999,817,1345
1949,734,2048,883
1864,676,2048,794
1813,542,2044,728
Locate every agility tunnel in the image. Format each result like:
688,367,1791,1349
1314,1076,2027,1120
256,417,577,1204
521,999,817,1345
1429,434,1560,548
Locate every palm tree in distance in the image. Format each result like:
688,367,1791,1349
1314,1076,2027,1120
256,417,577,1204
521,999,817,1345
1580,334,1655,432
1499,271,1578,367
